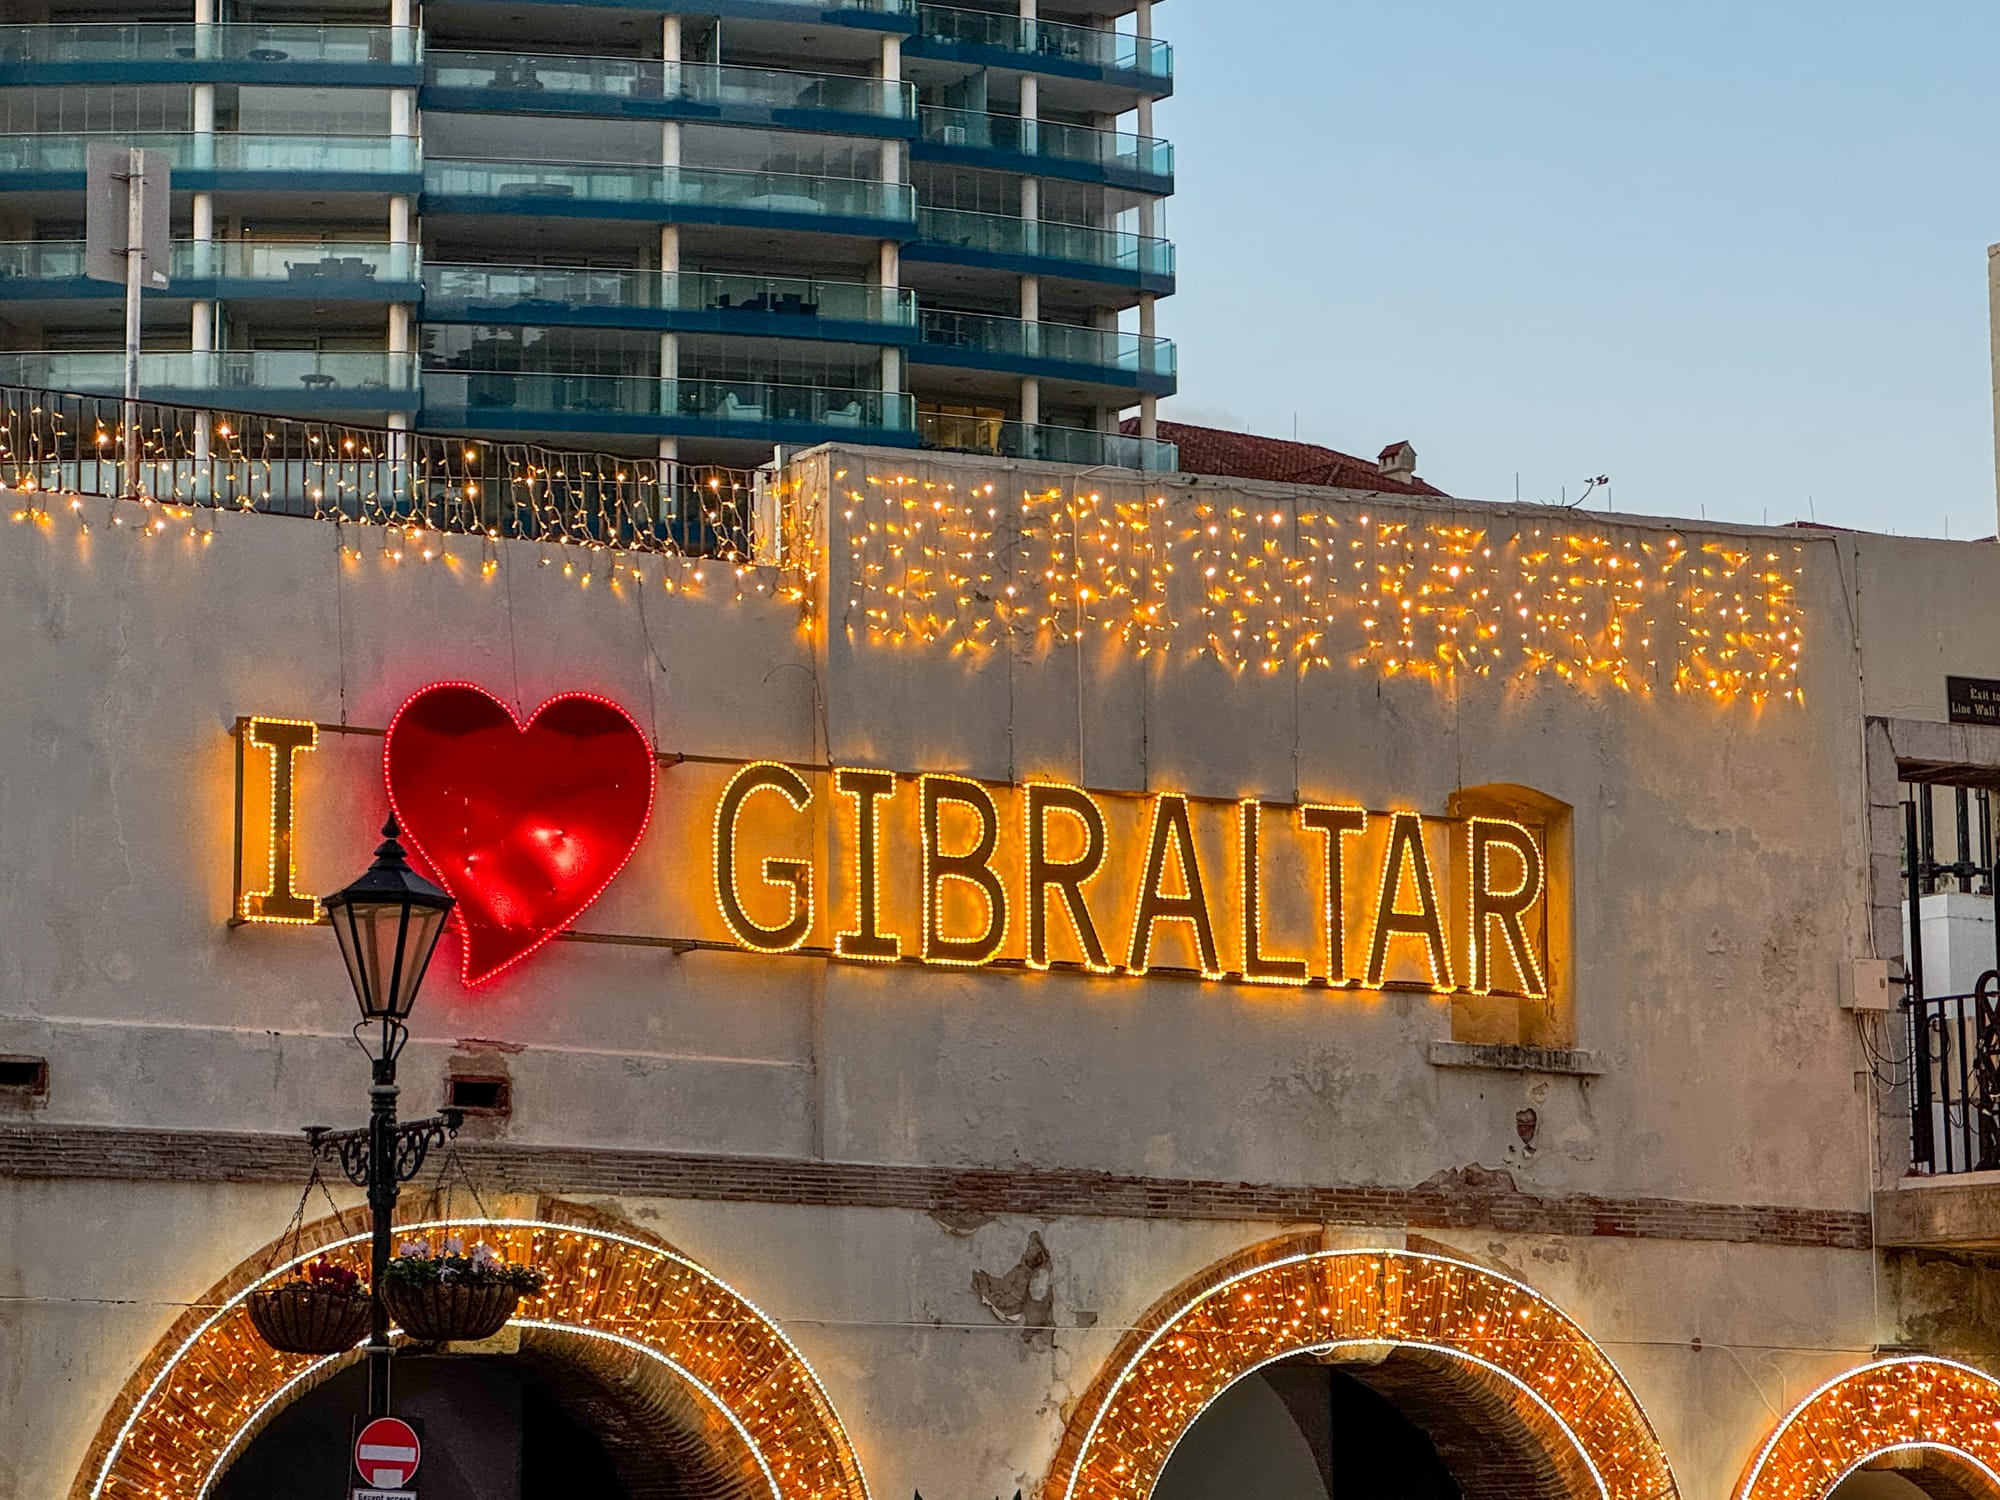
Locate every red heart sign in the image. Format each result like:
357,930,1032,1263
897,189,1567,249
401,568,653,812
383,683,657,986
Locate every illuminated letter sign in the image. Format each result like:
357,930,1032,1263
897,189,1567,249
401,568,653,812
714,762,814,953
1024,781,1112,972
921,775,1008,967
237,717,319,924
1240,800,1308,987
228,697,1565,1000
1129,794,1222,978
1365,811,1454,990
834,768,901,962
1468,817,1548,998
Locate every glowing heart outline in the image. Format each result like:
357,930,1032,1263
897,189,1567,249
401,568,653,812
382,681,658,987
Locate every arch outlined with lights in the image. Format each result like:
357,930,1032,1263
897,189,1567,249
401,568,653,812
1046,1237,1678,1500
1734,1356,2000,1500
71,1204,869,1500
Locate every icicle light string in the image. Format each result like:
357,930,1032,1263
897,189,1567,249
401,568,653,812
833,468,1808,705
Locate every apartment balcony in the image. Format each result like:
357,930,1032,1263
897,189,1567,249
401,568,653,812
910,5,1171,94
919,411,1176,471
424,53,915,136
421,369,920,444
423,160,916,237
916,106,1170,193
0,133,422,195
0,241,421,302
0,23,421,86
907,206,1173,294
0,351,419,414
423,264,917,344
428,0,915,27
915,309,1173,394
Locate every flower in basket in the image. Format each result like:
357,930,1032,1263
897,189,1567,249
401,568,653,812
246,1255,371,1355
383,1239,545,1295
299,1257,365,1296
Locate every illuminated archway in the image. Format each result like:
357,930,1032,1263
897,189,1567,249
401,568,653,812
70,1199,869,1500
1048,1236,1677,1500
1735,1357,2000,1500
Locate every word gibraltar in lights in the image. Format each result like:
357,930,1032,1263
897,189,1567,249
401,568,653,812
232,697,1561,999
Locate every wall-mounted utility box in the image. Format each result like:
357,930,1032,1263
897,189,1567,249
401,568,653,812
1844,958,1894,1012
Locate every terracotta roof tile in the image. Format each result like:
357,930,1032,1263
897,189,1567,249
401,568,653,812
1126,420,1451,497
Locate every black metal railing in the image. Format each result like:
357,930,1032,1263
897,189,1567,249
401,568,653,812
1904,796,2000,1172
0,382,759,558
1909,977,2000,1174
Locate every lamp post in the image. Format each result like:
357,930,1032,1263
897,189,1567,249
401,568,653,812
305,816,461,1419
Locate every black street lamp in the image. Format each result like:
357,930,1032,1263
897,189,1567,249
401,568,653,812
305,817,462,1418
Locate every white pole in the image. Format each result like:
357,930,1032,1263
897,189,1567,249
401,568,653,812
122,146,145,499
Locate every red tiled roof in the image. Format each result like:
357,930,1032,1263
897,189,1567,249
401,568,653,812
1126,420,1451,496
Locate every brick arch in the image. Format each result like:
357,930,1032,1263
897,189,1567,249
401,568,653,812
70,1197,870,1500
1734,1357,2000,1500
1047,1234,1677,1500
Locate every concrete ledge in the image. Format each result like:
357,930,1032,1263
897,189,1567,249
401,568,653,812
1427,1041,1607,1077
1876,1173,2000,1249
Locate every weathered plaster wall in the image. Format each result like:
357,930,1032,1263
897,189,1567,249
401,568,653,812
0,451,1960,1500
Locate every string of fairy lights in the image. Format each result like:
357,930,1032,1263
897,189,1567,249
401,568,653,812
91,1219,871,1500
1052,1247,1679,1500
0,389,827,607
831,469,1810,703
1734,1356,2000,1500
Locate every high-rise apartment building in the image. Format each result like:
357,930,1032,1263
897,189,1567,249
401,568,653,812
0,0,1177,473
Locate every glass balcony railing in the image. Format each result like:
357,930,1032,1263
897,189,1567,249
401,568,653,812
0,23,420,67
427,51,913,120
423,368,916,431
0,239,417,289
0,351,418,399
425,263,916,326
920,105,1171,180
917,6,1171,83
919,411,1176,471
426,159,915,222
0,241,85,281
916,206,1173,279
918,309,1174,378
0,132,418,177
174,241,419,285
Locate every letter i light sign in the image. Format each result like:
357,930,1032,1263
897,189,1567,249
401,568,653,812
353,1415,422,1498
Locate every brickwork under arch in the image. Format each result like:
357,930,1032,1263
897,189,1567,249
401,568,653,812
69,1197,869,1500
1046,1234,1677,1500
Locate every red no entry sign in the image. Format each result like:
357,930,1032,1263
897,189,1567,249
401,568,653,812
354,1416,422,1489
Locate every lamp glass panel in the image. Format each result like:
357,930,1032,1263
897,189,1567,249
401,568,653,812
391,902,450,1016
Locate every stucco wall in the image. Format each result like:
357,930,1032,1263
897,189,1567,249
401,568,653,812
0,450,1970,1500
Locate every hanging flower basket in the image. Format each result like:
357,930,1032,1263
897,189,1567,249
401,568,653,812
379,1238,546,1343
246,1260,372,1355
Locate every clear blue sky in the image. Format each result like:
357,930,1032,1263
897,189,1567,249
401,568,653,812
1154,1,2000,536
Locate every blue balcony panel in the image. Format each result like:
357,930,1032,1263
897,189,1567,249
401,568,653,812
0,241,422,302
0,134,422,196
0,351,420,416
423,161,916,241
421,370,921,446
906,207,1174,296
908,7,1171,95
913,313,1175,397
423,53,914,139
0,24,422,88
919,411,1177,472
423,265,918,346
915,108,1173,195
433,0,915,29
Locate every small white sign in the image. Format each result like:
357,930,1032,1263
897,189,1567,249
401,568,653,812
353,1490,416,1500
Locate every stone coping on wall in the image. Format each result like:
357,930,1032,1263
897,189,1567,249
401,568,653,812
1875,1172,2000,1249
1426,1041,1606,1077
